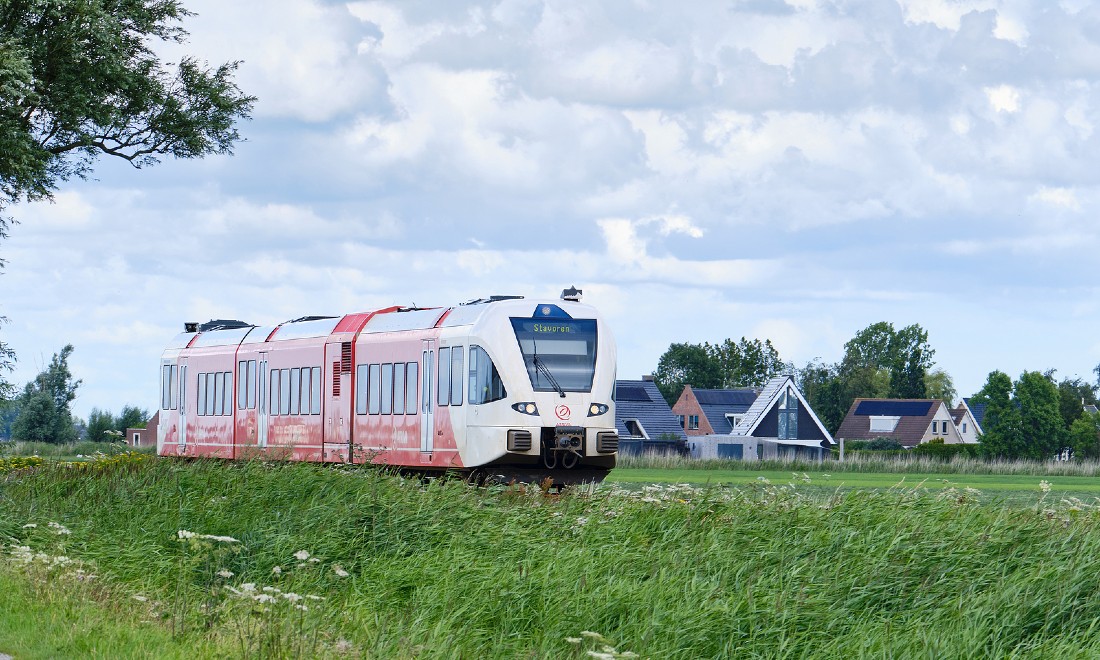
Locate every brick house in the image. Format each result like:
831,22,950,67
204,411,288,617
125,411,159,448
835,399,962,448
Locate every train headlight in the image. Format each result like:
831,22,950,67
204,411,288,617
587,403,609,417
512,402,539,416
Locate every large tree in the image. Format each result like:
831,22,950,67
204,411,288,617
0,0,255,224
653,337,788,404
971,370,1023,459
653,342,721,404
11,343,80,443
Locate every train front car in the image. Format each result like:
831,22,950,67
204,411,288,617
452,297,618,484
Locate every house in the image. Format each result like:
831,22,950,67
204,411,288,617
835,399,962,448
614,378,687,455
671,385,758,436
951,400,982,444
962,397,987,433
675,375,835,461
125,411,159,448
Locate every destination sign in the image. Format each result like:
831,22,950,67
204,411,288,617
531,323,575,334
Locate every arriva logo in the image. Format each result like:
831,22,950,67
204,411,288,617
555,405,571,421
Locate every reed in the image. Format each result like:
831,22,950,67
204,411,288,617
2,457,1100,657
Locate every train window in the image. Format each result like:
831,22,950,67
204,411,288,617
405,363,418,414
208,373,218,416
437,348,451,407
311,366,322,414
214,372,225,416
280,369,291,415
355,365,368,415
392,364,405,415
237,362,247,409
369,364,381,415
197,373,207,416
177,366,184,412
381,364,393,415
225,372,234,415
269,370,279,416
162,365,172,410
450,348,463,406
297,369,310,415
247,360,257,409
289,368,301,415
469,346,507,405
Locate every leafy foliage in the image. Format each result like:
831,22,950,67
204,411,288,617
0,0,255,225
653,337,786,403
973,370,1065,461
85,404,150,441
11,344,80,443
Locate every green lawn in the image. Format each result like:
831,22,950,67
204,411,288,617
608,466,1098,505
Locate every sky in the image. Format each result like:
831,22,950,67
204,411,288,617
4,0,1100,421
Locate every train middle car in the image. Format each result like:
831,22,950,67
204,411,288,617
157,295,619,482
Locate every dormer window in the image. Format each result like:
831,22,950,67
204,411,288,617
869,416,900,433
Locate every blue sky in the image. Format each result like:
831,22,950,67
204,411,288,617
5,0,1100,420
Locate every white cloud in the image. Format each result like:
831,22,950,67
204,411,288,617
985,85,1021,113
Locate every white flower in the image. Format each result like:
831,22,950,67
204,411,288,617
253,594,277,604
1040,480,1052,493
240,583,257,593
271,566,282,576
132,594,148,602
293,550,311,561
177,530,197,539
47,521,71,535
282,592,303,603
21,523,36,529
333,566,350,577
216,569,234,578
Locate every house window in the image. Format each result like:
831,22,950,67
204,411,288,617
778,387,798,440
870,416,900,433
688,415,699,430
677,415,685,429
726,414,743,430
962,422,967,434
624,419,647,439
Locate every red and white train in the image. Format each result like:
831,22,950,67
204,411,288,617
157,292,619,482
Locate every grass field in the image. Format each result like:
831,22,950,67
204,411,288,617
4,455,1100,657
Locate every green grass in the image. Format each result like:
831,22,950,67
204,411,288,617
4,456,1100,657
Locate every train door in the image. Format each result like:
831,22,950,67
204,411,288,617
257,353,269,448
178,361,188,451
420,341,435,453
325,341,352,458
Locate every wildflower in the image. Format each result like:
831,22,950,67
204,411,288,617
216,569,234,578
21,523,36,529
240,582,257,593
1040,480,1052,494
575,517,588,526
566,637,582,644
132,594,148,602
293,550,311,561
47,521,72,535
294,603,309,611
177,530,197,539
333,565,350,577
580,631,607,641
282,592,303,603
271,566,282,576
253,594,277,604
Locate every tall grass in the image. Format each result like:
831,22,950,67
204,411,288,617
3,457,1100,657
0,439,155,459
619,450,1100,476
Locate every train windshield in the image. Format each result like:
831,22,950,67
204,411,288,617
510,318,598,393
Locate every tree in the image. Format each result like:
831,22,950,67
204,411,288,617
708,337,786,389
85,407,115,442
653,342,721,404
796,359,848,434
1069,411,1100,460
1054,375,1097,431
11,344,80,443
972,371,1023,459
1014,371,1064,460
116,405,149,432
924,368,956,406
0,0,255,227
887,324,932,399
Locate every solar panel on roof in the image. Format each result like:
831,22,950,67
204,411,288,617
695,389,757,406
854,400,933,417
616,384,651,402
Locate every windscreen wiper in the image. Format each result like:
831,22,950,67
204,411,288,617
531,354,566,398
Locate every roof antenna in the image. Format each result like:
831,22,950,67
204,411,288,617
561,285,582,302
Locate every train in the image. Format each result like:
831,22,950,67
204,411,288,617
157,290,619,483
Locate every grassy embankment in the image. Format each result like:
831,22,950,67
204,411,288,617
4,456,1100,657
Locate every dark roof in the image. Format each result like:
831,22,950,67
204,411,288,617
691,388,760,432
854,400,933,417
963,398,987,429
695,389,758,406
615,380,686,440
835,398,944,448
